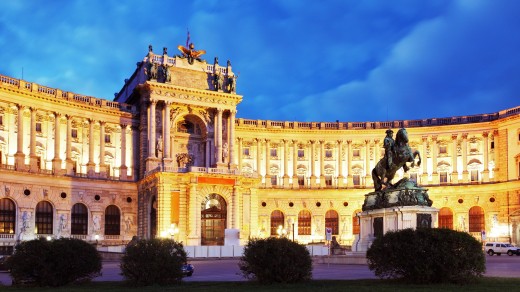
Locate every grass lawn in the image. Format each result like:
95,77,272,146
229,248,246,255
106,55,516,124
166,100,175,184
1,278,519,292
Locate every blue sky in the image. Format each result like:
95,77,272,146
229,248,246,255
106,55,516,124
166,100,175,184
1,0,519,122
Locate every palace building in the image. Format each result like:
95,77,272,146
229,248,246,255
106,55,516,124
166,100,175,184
0,43,519,253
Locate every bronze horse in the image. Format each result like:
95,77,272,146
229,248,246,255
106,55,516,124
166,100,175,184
371,128,421,191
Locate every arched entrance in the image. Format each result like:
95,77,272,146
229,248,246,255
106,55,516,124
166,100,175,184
438,207,453,229
201,194,227,245
174,114,208,168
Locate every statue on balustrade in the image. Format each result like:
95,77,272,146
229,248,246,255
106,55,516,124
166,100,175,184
177,42,206,65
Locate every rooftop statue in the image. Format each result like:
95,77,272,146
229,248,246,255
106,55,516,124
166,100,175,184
177,42,206,65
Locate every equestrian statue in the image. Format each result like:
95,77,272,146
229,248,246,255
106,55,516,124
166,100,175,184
371,128,421,191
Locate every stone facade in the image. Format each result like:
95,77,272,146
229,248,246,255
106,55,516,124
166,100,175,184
0,45,519,250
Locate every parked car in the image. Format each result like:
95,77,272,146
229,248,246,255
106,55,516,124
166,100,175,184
485,242,520,256
182,263,194,276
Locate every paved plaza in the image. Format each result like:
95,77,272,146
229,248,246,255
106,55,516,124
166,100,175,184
1,255,519,285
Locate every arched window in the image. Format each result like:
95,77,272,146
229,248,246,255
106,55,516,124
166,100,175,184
352,209,361,235
71,203,88,235
438,207,453,229
35,201,53,235
325,210,339,235
0,198,15,234
104,205,120,236
298,210,311,235
469,206,485,233
270,210,284,236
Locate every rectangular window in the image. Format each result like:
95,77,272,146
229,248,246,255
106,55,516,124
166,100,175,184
410,173,417,182
0,115,3,126
439,145,447,154
325,150,332,158
440,172,448,184
298,175,305,187
105,134,111,143
353,149,360,158
298,149,305,158
353,175,360,186
71,129,78,138
471,170,478,182
325,175,333,187
35,122,42,133
270,148,277,157
270,175,277,186
243,148,250,156
490,141,494,149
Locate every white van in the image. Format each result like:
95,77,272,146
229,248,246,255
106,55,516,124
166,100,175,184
484,242,520,256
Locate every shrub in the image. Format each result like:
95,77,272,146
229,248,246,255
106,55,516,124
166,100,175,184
120,238,187,286
8,238,102,286
366,228,485,284
238,237,312,284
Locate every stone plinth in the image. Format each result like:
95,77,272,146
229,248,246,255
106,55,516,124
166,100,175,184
353,205,439,252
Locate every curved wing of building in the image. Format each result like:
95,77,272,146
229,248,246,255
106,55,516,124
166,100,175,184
0,43,519,253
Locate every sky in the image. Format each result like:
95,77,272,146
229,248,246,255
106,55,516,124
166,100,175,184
1,0,519,122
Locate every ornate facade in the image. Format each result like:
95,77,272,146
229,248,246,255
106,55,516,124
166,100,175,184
0,44,519,252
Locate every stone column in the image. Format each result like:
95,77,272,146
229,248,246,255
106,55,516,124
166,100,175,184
164,102,171,159
310,140,317,188
431,135,438,184
229,110,236,168
52,113,62,173
319,140,325,188
29,107,38,172
451,134,458,184
255,138,262,178
87,119,95,176
462,133,469,183
99,121,107,177
364,139,371,187
14,105,26,170
232,186,240,229
265,139,271,187
346,140,353,187
421,136,428,184
337,140,344,187
149,100,157,159
237,138,243,172
120,124,128,180
283,139,290,187
205,139,211,168
482,131,489,182
217,109,224,165
65,115,74,174
187,183,199,245
292,140,299,188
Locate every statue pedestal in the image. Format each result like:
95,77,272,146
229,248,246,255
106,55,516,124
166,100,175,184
353,178,438,252
353,205,439,252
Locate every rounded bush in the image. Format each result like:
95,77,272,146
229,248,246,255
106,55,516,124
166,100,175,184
120,238,187,286
8,238,102,286
239,237,312,284
366,228,485,284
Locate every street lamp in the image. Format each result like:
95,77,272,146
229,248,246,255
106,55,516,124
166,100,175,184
276,225,287,238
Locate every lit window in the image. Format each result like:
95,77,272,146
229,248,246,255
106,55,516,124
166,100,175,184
440,172,448,184
0,115,3,126
439,145,447,154
471,170,479,182
105,134,111,143
298,175,305,187
243,148,249,156
325,175,333,187
105,205,120,236
35,122,42,133
35,201,53,235
271,176,277,186
298,210,311,235
353,175,360,186
325,150,332,158
71,129,78,138
270,148,277,157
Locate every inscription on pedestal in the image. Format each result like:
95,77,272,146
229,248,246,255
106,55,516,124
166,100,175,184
373,217,383,238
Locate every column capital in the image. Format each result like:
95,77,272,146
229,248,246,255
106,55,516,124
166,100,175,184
337,139,344,145
99,121,106,126
422,136,428,142
451,134,458,140
461,133,468,139
16,104,26,110
121,124,128,129
319,140,325,144
149,99,158,105
364,139,371,144
431,135,438,142
53,112,62,118
282,139,289,144
29,106,37,112
373,139,380,144
346,139,352,144
65,114,73,120
309,140,316,144
482,131,489,138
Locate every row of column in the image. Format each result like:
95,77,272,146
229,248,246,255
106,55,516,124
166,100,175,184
238,133,493,185
146,99,237,169
12,105,130,178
